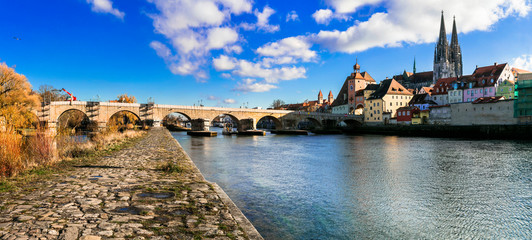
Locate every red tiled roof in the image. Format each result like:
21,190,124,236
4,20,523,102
472,96,505,104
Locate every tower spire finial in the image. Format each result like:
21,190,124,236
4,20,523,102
353,57,361,72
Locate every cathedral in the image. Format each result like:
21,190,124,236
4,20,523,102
395,12,463,90
433,11,463,83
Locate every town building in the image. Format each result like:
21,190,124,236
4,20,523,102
409,93,437,110
394,70,434,91
280,90,334,112
396,106,419,124
354,90,365,115
496,80,515,100
451,97,517,125
463,63,514,102
331,61,375,114
431,77,456,105
514,72,532,123
364,79,413,124
412,110,430,125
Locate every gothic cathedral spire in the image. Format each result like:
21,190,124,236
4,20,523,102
450,16,463,77
433,11,462,83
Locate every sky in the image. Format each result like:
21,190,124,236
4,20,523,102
1,0,532,108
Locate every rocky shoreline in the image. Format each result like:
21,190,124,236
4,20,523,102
0,128,263,240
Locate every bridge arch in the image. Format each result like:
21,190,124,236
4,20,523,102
211,113,240,128
162,112,192,127
107,110,141,130
340,119,363,128
297,117,322,130
256,115,282,130
57,109,91,134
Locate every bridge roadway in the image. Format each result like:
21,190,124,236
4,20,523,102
39,101,362,132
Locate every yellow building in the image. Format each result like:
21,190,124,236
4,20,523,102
364,79,413,124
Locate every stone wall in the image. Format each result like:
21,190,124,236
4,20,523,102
451,100,517,125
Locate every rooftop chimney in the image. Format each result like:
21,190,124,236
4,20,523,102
494,62,497,66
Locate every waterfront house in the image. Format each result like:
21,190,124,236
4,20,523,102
463,63,514,102
496,80,516,100
451,97,517,125
412,110,430,124
448,76,472,103
364,79,413,124
409,93,437,110
512,67,532,81
397,106,419,125
514,72,532,123
354,89,365,115
432,77,456,105
429,105,451,125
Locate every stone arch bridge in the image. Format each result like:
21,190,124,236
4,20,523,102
39,101,362,133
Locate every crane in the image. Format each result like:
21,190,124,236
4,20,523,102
61,88,77,101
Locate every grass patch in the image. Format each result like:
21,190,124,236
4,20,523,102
157,161,182,174
0,131,146,193
0,181,14,192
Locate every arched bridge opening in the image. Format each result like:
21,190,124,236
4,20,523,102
297,117,322,130
256,116,282,130
57,109,92,135
163,112,192,131
108,110,141,131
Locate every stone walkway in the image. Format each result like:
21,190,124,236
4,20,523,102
0,128,262,240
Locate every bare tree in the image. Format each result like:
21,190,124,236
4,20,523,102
271,99,285,109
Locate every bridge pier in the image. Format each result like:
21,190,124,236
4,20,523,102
238,118,256,131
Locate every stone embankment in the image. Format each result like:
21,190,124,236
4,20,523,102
0,128,263,240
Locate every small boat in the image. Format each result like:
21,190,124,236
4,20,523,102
222,123,236,135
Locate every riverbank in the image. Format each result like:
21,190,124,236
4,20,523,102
344,124,532,139
0,128,262,239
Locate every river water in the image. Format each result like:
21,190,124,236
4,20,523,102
171,128,532,239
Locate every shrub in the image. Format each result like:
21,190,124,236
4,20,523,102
0,131,23,177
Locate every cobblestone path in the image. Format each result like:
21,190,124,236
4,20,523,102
0,128,262,240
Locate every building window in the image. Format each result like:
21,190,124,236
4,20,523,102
407,111,410,116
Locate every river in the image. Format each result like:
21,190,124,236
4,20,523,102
171,128,532,239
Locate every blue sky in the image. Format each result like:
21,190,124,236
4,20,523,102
1,0,532,108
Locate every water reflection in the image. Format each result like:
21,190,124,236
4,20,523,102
172,130,532,239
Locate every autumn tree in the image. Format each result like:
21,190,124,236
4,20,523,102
38,84,67,103
271,99,285,109
0,63,40,131
116,94,136,103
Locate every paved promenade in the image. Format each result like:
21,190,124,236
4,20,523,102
0,128,262,240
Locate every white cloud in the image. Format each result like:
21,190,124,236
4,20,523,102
221,73,232,78
150,41,174,60
223,98,237,104
286,10,299,22
233,79,278,92
207,95,218,100
147,0,252,79
217,0,252,14
312,8,350,25
313,0,532,53
254,6,280,32
312,9,334,24
207,27,239,49
233,59,307,83
86,0,124,19
256,37,317,64
327,0,384,14
512,54,532,71
224,45,243,54
213,55,237,71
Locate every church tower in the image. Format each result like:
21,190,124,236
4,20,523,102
328,91,334,103
318,90,323,104
433,11,462,83
449,16,463,78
